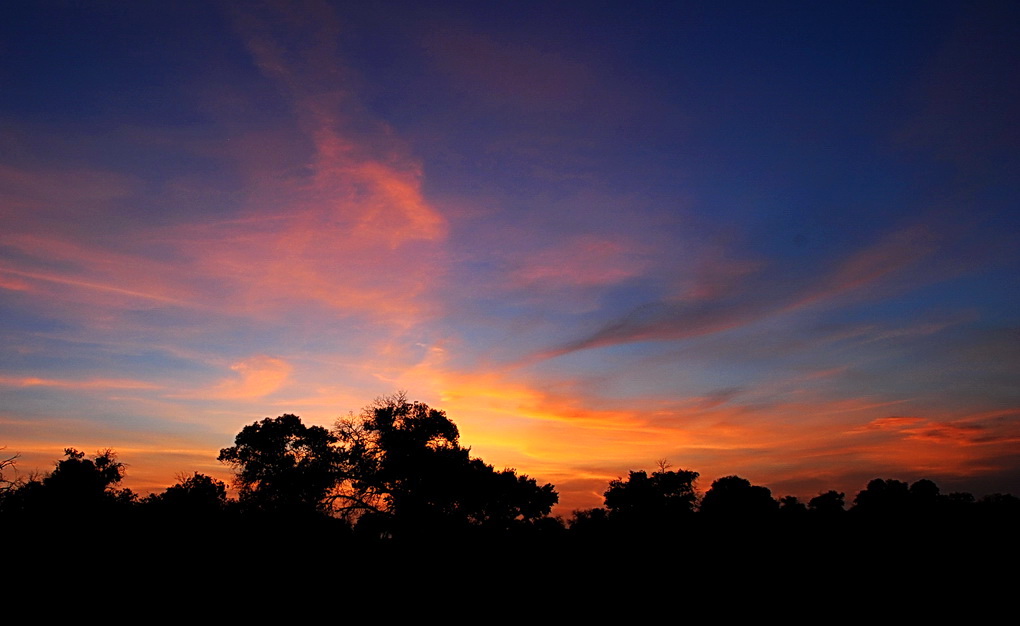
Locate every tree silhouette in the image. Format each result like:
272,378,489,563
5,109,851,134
333,393,557,536
700,475,778,518
977,493,1020,515
46,448,129,512
778,496,808,519
329,394,460,522
1,448,132,519
852,478,910,515
218,414,343,517
808,490,845,516
146,472,230,517
603,467,699,528
46,448,124,495
568,507,610,534
6,410,1020,563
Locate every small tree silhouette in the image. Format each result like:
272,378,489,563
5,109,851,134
44,448,126,510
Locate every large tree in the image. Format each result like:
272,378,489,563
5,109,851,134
333,393,558,536
218,414,343,516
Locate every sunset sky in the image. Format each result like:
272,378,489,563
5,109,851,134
2,1,1018,512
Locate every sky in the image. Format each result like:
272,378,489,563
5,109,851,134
2,1,1018,512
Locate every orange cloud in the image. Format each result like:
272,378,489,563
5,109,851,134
378,343,1020,511
209,355,293,400
854,416,925,431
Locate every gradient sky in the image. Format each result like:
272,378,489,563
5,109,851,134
2,1,1018,512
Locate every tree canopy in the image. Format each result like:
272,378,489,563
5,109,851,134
808,490,846,516
217,414,343,516
603,466,700,526
333,393,558,536
700,475,778,518
146,472,229,517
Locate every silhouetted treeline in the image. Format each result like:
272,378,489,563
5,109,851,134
3,395,1019,559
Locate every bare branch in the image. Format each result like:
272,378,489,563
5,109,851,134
1,447,23,492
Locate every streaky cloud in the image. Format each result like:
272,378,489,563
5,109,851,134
0,376,161,390
540,225,940,360
0,266,194,307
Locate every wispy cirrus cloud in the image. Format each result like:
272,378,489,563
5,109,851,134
540,224,940,359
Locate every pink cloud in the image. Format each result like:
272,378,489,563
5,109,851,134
0,231,203,314
510,235,647,290
0,264,194,307
0,273,31,292
1,2,449,331
157,1,450,324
